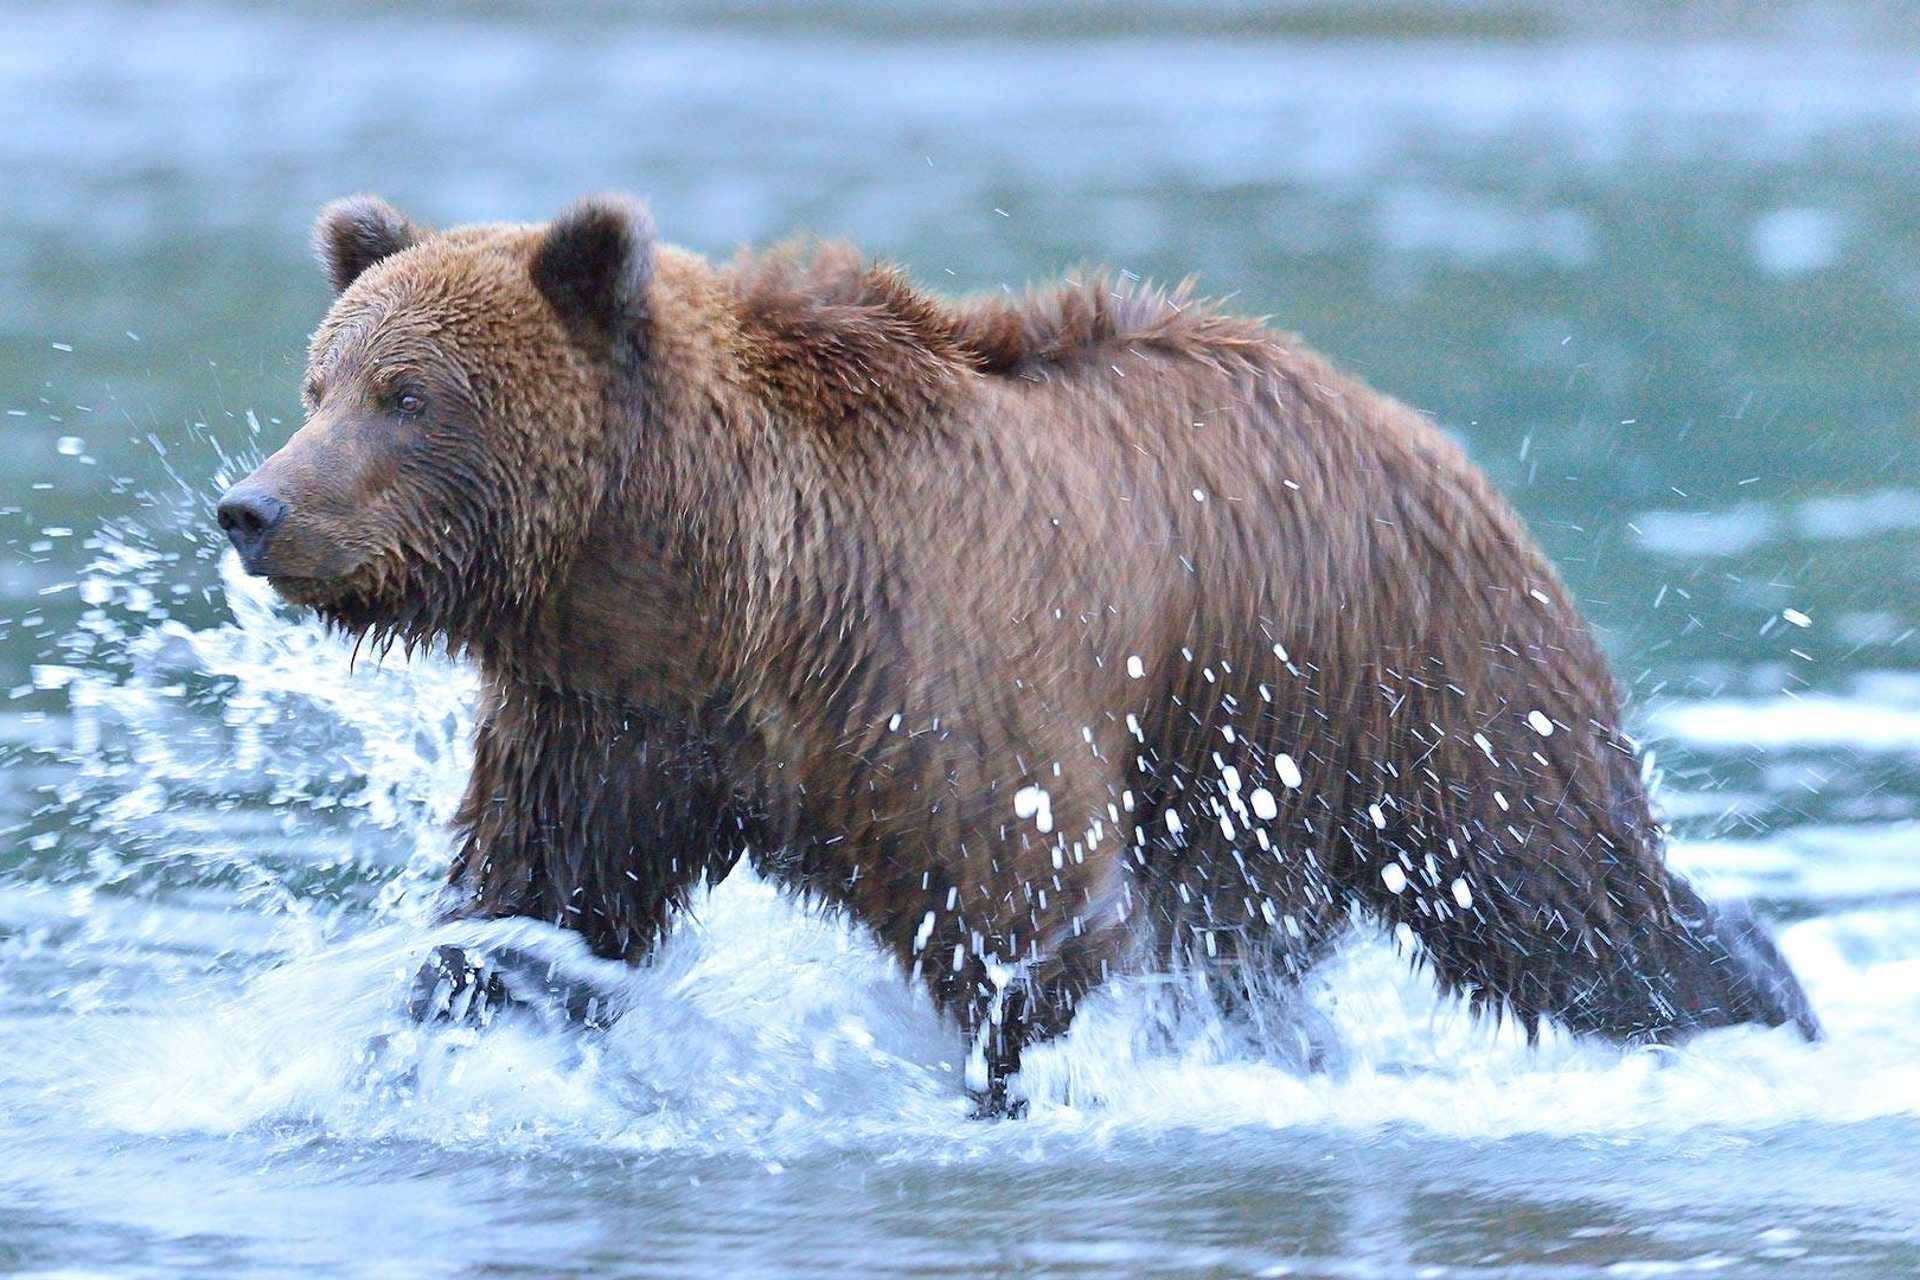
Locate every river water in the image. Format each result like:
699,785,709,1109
2,2,1917,1276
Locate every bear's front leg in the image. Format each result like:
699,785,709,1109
410,678,746,1029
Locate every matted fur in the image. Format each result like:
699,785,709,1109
228,197,1819,1110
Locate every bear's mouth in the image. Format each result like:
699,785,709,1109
255,544,385,602
264,551,409,620
264,572,358,608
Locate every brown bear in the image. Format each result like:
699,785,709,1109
217,192,1818,1115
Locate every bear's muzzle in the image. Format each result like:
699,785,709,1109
216,483,288,570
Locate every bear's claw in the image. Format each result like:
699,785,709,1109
406,943,509,1027
405,942,627,1030
967,1079,1029,1120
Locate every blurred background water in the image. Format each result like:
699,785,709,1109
1,2,1917,1276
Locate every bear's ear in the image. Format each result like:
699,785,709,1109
531,193,656,349
313,195,426,294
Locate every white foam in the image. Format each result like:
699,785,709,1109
68,885,1918,1156
1653,678,1920,753
1633,489,1920,557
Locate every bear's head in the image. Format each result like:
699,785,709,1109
217,193,657,654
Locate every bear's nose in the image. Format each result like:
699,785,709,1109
216,485,288,562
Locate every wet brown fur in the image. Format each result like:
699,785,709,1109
232,195,1818,1107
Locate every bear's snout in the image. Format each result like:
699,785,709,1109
217,410,395,587
216,483,288,568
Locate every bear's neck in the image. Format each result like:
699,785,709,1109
471,243,969,812
474,249,825,717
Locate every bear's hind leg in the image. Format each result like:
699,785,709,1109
1561,876,1821,1044
944,915,1144,1119
1147,845,1353,1073
1341,726,1819,1045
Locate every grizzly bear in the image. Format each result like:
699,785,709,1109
218,192,1818,1115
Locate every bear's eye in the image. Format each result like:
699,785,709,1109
303,378,324,405
394,391,427,416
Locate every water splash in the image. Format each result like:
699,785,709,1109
47,512,476,951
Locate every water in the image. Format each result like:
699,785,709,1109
3,2,1918,1275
